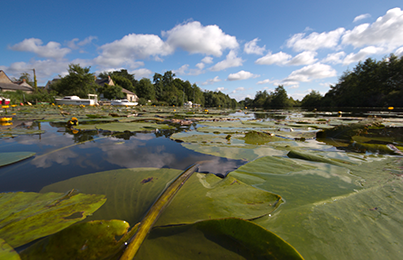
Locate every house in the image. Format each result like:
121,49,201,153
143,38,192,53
95,76,139,102
0,70,34,93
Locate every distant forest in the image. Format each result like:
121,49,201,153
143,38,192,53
241,54,403,109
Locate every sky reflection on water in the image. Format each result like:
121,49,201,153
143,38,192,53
0,122,246,193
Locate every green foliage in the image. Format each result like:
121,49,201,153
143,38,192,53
99,69,138,89
321,54,403,107
98,84,125,100
50,64,97,98
136,78,155,100
1,89,57,104
111,75,135,93
300,90,322,108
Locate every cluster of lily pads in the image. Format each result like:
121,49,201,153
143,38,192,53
1,104,403,259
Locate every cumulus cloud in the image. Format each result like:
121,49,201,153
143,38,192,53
209,50,243,71
232,87,245,93
94,34,172,68
216,87,225,92
286,28,345,51
288,51,317,65
256,79,272,85
202,56,213,63
396,47,403,57
227,70,259,81
322,51,346,64
283,63,337,83
174,64,204,76
196,62,205,69
255,51,292,65
132,68,153,78
342,8,403,50
67,36,97,49
175,64,189,75
9,38,71,59
342,46,386,65
353,13,371,22
201,76,221,85
163,21,238,56
244,38,266,55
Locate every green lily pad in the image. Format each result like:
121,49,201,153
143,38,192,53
41,168,182,224
0,152,36,167
20,220,138,260
41,168,281,228
75,122,173,132
243,131,290,145
156,173,282,226
0,191,106,248
136,218,304,260
0,238,20,260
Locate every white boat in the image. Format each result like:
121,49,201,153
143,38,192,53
110,99,138,106
55,94,98,106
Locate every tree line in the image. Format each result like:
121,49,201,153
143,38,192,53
48,64,237,108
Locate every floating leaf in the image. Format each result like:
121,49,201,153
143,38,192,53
156,173,282,226
0,152,36,167
0,238,20,260
75,122,173,132
41,168,183,224
136,218,304,260
0,191,106,248
20,220,139,260
120,163,200,260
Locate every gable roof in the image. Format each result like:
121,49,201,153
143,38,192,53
0,70,34,92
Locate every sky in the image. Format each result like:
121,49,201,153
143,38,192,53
1,0,403,101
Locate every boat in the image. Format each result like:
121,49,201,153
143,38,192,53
110,99,138,106
55,94,98,106
0,97,10,105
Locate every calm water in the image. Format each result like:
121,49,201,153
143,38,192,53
0,122,246,193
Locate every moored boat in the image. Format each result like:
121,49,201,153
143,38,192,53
110,99,138,106
0,97,10,105
55,94,98,106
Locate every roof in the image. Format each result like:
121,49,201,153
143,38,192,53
0,82,34,92
122,88,135,95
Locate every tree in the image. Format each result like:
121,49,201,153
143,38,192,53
136,78,155,100
269,86,291,108
301,90,323,108
99,69,138,90
51,64,97,97
98,84,125,100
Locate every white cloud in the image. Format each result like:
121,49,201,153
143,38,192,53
342,46,386,65
174,64,189,75
94,34,172,68
255,51,291,65
244,38,266,55
67,36,97,49
322,51,346,64
288,51,317,65
257,79,272,85
201,56,213,63
132,68,153,78
216,87,225,92
9,38,71,59
353,13,371,23
286,28,345,51
283,63,337,83
209,50,243,71
342,8,403,50
232,87,245,92
227,70,259,81
163,21,238,57
396,47,403,57
201,76,221,85
196,62,205,69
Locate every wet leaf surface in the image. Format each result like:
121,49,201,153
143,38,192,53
0,191,106,248
0,152,36,167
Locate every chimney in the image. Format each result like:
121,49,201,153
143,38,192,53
23,79,26,83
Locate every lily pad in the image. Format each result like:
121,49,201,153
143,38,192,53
0,238,20,260
0,152,36,167
75,122,173,132
20,220,138,260
136,218,304,260
0,191,106,248
41,168,281,228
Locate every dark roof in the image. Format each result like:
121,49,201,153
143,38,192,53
95,78,109,85
0,82,34,92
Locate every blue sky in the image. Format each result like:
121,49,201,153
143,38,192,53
1,0,403,101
